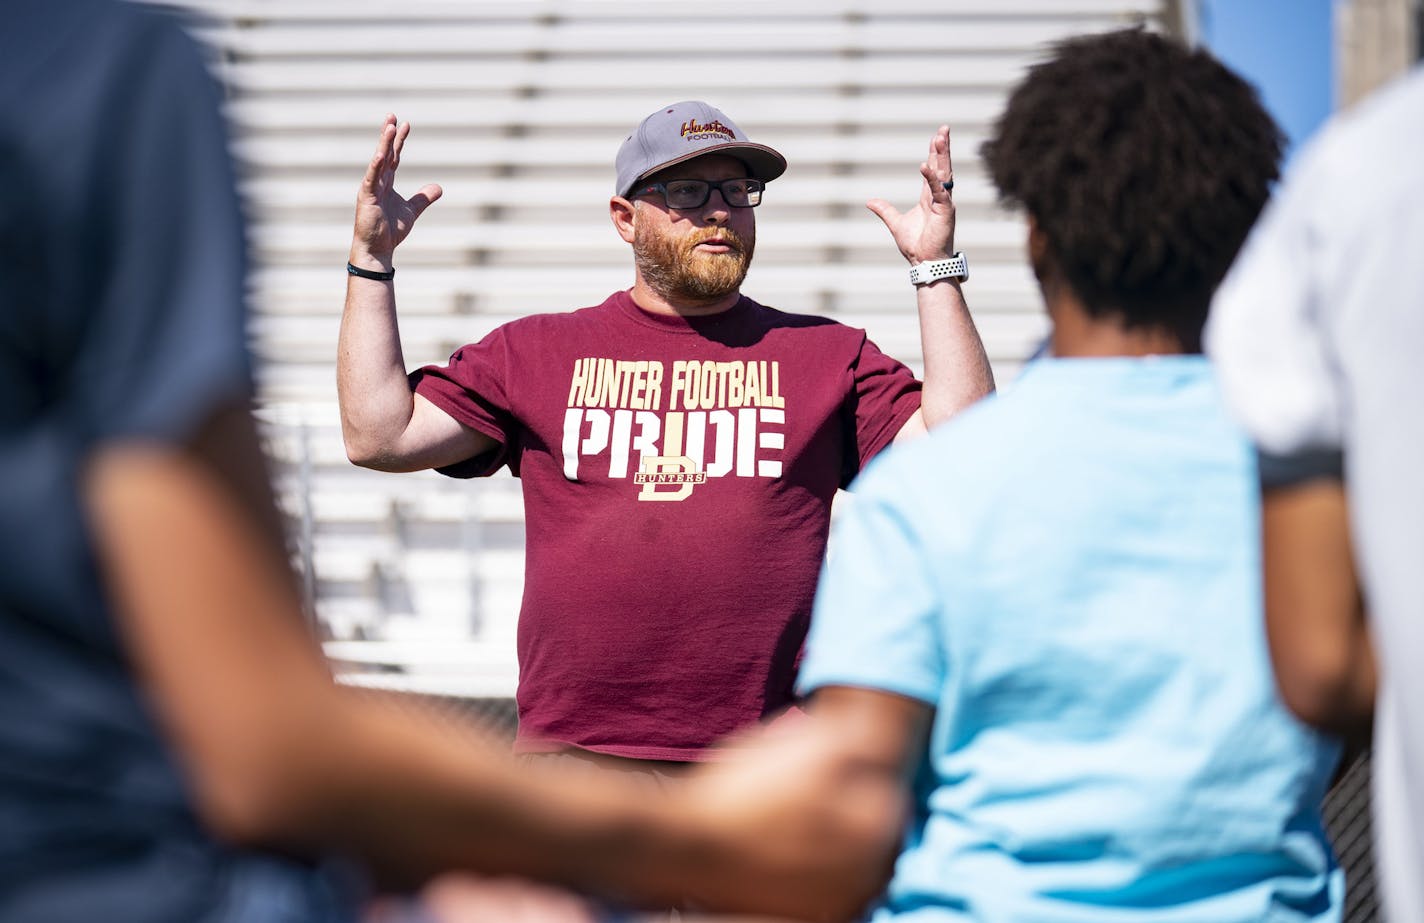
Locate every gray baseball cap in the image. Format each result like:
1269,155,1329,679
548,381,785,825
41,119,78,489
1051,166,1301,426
614,100,787,197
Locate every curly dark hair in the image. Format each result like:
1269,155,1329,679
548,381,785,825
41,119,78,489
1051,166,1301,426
981,28,1283,349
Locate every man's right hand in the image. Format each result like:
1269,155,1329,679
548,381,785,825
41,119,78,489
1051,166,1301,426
350,114,443,269
340,114,494,473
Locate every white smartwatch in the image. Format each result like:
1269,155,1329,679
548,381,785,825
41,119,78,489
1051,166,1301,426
909,251,969,286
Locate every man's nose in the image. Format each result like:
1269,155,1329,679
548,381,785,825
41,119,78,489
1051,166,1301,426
702,189,731,223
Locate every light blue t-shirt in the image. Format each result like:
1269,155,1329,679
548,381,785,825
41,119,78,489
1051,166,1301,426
801,357,1342,922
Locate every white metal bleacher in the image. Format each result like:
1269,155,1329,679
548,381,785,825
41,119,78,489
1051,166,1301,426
149,0,1169,695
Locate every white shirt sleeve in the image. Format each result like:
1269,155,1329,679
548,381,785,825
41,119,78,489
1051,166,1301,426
1205,142,1348,458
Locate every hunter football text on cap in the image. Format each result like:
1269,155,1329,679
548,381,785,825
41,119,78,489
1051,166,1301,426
615,101,787,197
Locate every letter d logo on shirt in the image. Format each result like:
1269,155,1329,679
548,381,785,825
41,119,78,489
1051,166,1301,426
634,456,706,502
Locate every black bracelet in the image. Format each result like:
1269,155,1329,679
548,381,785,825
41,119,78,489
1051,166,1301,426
346,262,395,281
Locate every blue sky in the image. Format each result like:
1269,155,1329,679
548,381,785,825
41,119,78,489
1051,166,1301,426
1195,0,1335,166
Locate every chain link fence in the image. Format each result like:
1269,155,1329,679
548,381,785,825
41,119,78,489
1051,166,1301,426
1324,749,1378,922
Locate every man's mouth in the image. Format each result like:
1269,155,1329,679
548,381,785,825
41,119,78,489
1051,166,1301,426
689,232,741,255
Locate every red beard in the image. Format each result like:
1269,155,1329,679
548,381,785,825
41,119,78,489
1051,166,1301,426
633,221,755,303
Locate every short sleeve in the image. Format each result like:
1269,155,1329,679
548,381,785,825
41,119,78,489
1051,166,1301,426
410,327,519,478
842,335,922,484
0,2,252,648
1206,139,1345,460
68,11,252,447
799,468,944,705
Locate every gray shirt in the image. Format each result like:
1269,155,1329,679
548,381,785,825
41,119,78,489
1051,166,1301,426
1207,65,1424,923
0,1,352,919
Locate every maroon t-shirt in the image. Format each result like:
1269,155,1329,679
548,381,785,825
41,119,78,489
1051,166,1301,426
412,290,921,760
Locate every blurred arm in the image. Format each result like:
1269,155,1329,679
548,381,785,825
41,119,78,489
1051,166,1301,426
664,686,928,921
85,399,929,918
1262,478,1375,737
82,402,678,896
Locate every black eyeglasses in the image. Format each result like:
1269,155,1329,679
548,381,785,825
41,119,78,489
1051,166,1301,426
632,178,765,209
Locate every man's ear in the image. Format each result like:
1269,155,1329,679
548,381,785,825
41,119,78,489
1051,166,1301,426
610,196,637,244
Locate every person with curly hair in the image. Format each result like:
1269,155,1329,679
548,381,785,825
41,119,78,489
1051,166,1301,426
678,26,1345,922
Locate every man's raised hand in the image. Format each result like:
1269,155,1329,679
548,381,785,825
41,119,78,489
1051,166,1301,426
350,114,443,268
866,124,957,265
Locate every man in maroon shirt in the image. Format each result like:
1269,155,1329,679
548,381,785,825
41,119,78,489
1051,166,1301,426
337,101,993,772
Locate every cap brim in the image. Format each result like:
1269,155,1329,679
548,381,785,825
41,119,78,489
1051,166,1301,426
625,142,787,195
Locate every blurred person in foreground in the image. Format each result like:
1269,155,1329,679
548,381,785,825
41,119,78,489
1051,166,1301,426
1207,64,1424,923
0,1,900,920
337,96,995,773
726,27,1345,921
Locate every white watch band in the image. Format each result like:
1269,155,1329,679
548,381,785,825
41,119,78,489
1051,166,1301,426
909,251,969,286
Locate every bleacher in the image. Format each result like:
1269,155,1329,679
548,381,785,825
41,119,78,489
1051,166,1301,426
148,0,1168,689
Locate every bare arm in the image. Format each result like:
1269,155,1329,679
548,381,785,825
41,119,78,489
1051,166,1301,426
338,114,495,471
868,126,995,442
84,401,928,917
81,404,688,900
1262,478,1375,737
664,686,929,921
